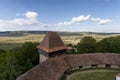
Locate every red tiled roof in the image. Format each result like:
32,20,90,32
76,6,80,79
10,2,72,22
68,53,120,67
17,53,120,80
17,55,70,80
37,32,67,53
37,45,67,53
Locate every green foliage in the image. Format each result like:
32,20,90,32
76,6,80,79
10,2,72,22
96,36,120,53
0,52,21,80
76,36,96,53
0,49,5,54
66,43,76,54
16,42,39,73
76,36,120,53
0,42,39,80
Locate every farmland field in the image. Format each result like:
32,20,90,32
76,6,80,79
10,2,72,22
0,32,120,51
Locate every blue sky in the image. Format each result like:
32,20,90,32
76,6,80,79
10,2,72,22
0,0,120,32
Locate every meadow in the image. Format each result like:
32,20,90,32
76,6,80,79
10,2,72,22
67,70,119,80
0,33,120,51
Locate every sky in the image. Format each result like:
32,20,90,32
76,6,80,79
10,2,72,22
0,0,120,32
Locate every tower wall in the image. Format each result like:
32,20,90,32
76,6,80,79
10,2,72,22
39,50,49,63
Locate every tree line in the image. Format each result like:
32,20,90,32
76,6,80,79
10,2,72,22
67,36,120,54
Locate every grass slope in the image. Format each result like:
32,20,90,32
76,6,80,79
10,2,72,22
67,70,119,80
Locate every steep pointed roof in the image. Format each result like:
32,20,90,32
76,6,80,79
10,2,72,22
37,31,67,53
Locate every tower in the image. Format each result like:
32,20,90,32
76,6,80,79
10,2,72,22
37,32,67,63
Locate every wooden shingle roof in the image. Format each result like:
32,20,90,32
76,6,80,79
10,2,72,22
37,32,67,53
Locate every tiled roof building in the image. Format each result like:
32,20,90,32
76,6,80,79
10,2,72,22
17,53,120,80
37,32,67,63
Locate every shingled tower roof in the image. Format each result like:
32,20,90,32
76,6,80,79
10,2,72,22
37,32,67,53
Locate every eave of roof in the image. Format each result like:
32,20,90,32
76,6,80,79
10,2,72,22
37,45,67,53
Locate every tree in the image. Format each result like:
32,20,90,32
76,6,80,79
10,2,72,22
76,36,96,53
16,42,39,73
66,43,76,54
0,42,39,80
96,36,120,53
0,49,5,54
0,52,20,80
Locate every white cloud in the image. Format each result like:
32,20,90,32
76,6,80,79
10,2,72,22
99,19,112,25
9,18,38,26
0,11,48,31
57,21,72,26
91,18,100,22
56,15,91,26
0,12,112,31
91,17,112,25
72,15,91,23
57,22,63,26
56,15,112,27
24,11,38,19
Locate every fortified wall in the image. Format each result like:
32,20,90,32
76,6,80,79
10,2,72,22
17,53,120,80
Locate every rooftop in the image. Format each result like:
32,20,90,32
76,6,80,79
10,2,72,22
37,31,67,53
17,53,120,80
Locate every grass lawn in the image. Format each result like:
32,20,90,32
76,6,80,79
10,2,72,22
67,70,119,80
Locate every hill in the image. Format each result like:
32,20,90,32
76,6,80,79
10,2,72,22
0,31,120,37
0,31,48,37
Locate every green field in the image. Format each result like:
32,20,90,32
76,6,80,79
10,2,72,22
0,33,120,51
67,70,119,80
